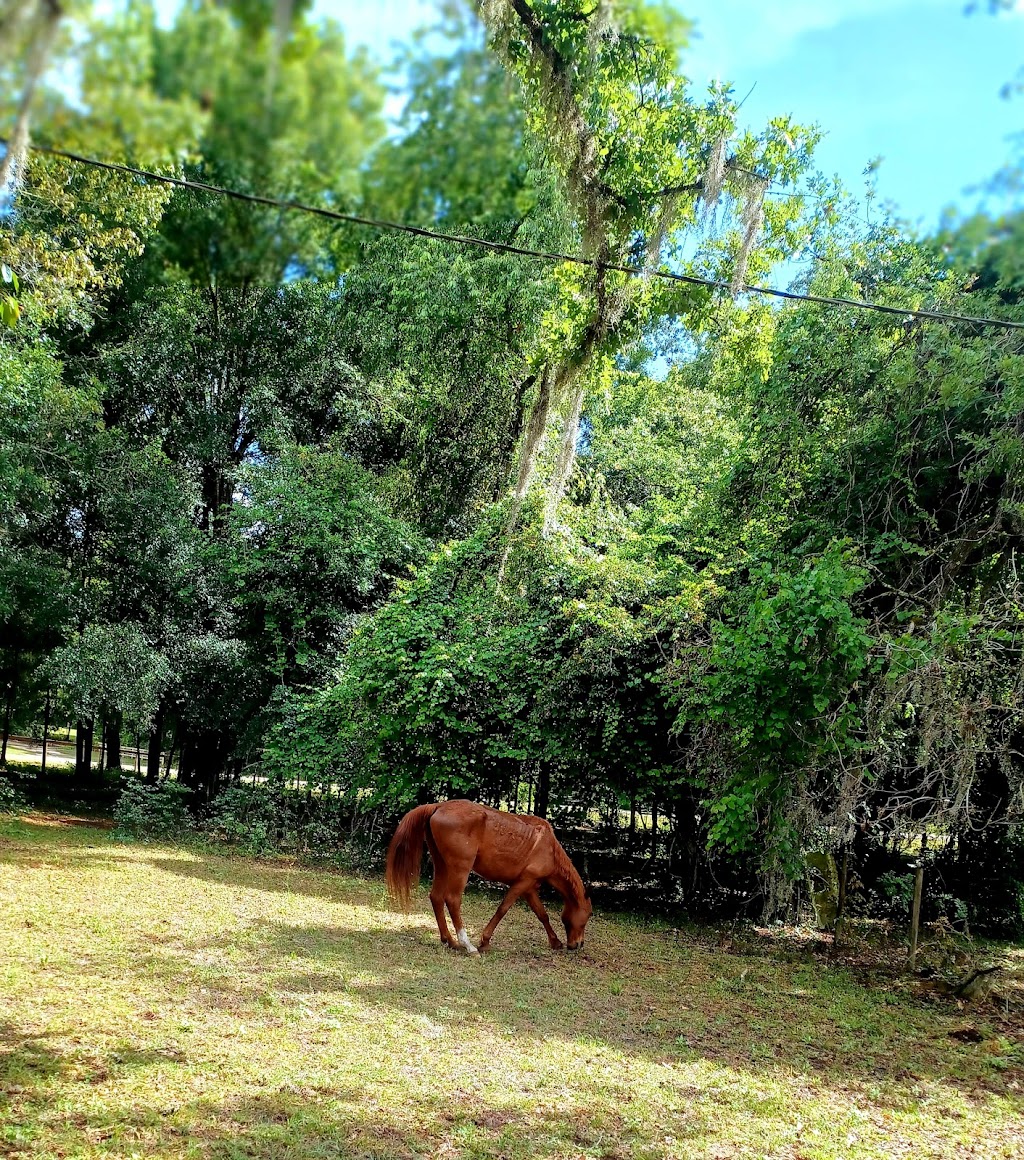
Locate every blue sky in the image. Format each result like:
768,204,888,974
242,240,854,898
320,0,1024,231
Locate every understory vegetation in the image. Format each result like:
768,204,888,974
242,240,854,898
2,0,1024,937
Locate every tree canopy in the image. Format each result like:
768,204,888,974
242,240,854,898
2,0,1023,932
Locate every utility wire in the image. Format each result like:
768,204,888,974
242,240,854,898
9,139,1024,333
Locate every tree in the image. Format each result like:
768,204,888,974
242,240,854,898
475,0,817,541
146,0,385,284
332,234,555,534
367,2,566,244
98,281,362,531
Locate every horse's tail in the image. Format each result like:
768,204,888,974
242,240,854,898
386,803,440,911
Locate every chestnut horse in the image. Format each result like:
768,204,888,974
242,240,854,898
386,800,592,954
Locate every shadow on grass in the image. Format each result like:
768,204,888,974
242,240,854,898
0,1022,67,1090
146,853,384,905
130,856,1024,1111
153,1088,641,1160
4,824,1022,1135
6,1057,637,1160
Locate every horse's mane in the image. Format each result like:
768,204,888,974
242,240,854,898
552,838,586,904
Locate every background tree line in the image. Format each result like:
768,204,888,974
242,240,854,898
2,0,1023,932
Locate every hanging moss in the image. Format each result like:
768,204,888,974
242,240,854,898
803,850,840,930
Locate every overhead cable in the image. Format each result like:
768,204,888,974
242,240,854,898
8,139,1024,333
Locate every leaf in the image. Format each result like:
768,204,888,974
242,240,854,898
1,294,21,328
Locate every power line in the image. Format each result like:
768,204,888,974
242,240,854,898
10,139,1024,333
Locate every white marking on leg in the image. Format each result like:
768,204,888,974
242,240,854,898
456,928,478,955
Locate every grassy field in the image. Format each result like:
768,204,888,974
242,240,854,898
0,814,1022,1160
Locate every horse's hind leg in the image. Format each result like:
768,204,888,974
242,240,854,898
425,836,457,948
443,866,478,955
430,878,457,948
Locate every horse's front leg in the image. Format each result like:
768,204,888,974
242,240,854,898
478,880,531,950
525,886,563,949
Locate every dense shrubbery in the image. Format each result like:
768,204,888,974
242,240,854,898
0,777,28,815
113,779,193,840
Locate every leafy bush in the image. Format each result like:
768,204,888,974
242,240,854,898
201,783,290,858
0,777,28,815
875,870,914,915
113,778,193,839
669,547,873,877
200,781,385,868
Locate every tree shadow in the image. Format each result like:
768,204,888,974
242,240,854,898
133,847,1023,1113
5,830,1022,1157
145,852,387,907
0,1022,67,1090
57,1086,640,1160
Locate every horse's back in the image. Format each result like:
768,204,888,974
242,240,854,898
429,800,556,884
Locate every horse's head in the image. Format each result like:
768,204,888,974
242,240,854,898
562,884,593,950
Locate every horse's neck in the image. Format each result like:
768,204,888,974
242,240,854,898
550,842,584,905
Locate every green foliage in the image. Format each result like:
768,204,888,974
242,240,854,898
229,446,426,686
368,3,565,242
269,500,692,817
4,0,1024,928
147,0,384,282
334,235,554,532
44,624,170,734
199,781,374,866
1,263,20,328
99,281,363,530
668,548,873,872
113,776,192,839
201,783,287,859
0,778,28,815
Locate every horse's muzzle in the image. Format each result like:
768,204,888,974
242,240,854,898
568,941,584,951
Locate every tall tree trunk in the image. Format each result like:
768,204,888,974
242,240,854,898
651,800,659,858
0,680,12,765
146,708,164,784
75,718,94,779
41,692,51,775
535,763,550,819
104,713,122,771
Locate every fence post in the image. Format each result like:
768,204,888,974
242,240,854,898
835,845,849,946
908,863,924,972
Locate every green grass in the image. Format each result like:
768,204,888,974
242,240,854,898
1,814,1022,1160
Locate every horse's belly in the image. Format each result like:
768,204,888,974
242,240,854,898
471,850,521,885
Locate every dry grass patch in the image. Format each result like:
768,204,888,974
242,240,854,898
1,814,1022,1160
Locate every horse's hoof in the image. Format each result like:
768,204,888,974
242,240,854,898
456,928,479,955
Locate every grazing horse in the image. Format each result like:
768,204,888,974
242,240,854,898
386,800,592,954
